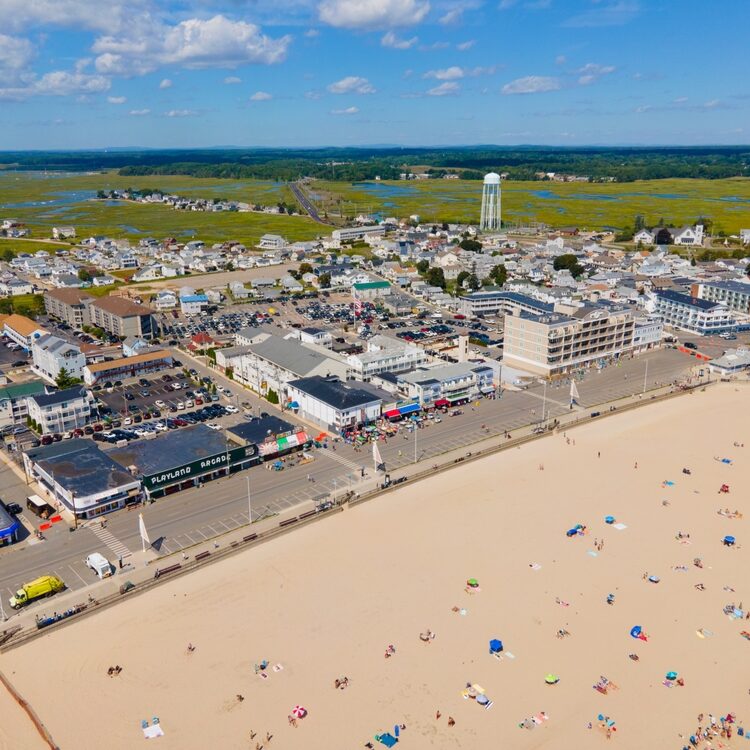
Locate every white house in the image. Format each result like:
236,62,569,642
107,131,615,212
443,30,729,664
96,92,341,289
31,334,86,384
740,229,750,246
180,294,209,316
634,224,704,247
154,291,178,310
26,386,94,434
52,226,76,240
258,234,287,250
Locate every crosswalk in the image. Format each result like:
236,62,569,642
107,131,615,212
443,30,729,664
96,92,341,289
319,447,365,473
89,524,132,559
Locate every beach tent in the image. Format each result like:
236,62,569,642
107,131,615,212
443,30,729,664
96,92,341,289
605,515,616,524
665,671,678,680
544,674,560,685
630,626,642,639
723,535,736,546
489,639,503,654
376,733,399,748
467,578,479,588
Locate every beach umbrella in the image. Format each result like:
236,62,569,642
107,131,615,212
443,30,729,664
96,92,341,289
489,638,503,653
648,575,660,583
630,625,642,639
467,578,479,588
476,693,490,705
723,535,736,546
605,515,615,524
665,671,678,680
291,706,307,719
544,674,560,685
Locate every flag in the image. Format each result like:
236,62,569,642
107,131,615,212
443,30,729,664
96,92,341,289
138,513,151,547
372,441,385,472
570,380,580,405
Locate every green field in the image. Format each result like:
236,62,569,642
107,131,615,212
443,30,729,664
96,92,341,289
310,177,750,234
0,171,323,246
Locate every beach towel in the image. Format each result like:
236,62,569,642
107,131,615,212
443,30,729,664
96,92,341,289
143,726,165,739
273,664,284,672
613,523,627,530
587,550,599,557
529,563,542,571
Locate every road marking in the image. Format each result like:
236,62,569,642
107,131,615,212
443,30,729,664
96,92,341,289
192,529,207,539
318,447,363,472
68,564,89,586
216,519,231,530
160,542,173,554
89,524,132,558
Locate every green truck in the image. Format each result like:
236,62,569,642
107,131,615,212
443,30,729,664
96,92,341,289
9,575,65,609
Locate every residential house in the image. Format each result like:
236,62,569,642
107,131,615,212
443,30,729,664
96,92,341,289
26,386,94,434
52,226,76,240
31,334,86,384
0,380,47,431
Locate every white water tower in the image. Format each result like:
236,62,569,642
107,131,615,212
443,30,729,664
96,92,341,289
480,172,501,231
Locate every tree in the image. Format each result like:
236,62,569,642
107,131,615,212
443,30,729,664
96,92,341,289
633,214,646,232
416,259,429,274
425,267,446,289
55,367,81,389
654,227,672,245
318,272,332,289
490,264,507,286
466,273,481,291
266,388,279,405
553,254,584,277
456,271,470,288
78,269,92,282
1,249,14,262
299,262,313,276
459,238,482,252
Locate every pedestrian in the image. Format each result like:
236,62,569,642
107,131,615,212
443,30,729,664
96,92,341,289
448,717,455,727
436,710,441,720
598,451,601,458
634,461,638,469
266,732,273,742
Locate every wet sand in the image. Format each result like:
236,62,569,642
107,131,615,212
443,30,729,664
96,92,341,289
1,385,747,749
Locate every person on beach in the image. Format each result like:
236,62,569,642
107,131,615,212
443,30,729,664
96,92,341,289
448,717,455,727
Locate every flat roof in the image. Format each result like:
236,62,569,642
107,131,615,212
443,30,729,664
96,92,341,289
0,380,47,401
107,424,230,477
227,416,298,446
288,376,381,410
85,350,171,373
33,440,137,497
656,289,723,311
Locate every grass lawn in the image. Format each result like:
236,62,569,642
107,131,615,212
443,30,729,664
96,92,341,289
0,237,71,257
0,171,322,246
310,177,750,234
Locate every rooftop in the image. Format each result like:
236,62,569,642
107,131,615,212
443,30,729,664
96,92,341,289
85,350,171,374
248,335,342,377
44,288,93,305
227,416,298,446
91,296,152,317
655,289,724,311
4,314,45,337
288,375,381,410
0,380,47,401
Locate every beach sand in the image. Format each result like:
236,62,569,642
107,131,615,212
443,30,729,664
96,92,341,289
1,385,747,749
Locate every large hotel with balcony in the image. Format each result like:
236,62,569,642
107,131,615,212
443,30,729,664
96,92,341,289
503,304,635,377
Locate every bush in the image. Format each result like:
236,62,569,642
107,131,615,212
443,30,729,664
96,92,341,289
266,389,279,405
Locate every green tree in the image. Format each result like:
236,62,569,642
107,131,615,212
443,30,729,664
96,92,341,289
266,388,279,405
456,270,470,288
466,273,481,291
298,262,313,276
654,227,672,245
425,267,446,289
416,259,429,274
55,367,81,389
490,264,507,286
318,272,332,288
1,249,14,262
633,214,646,232
78,269,92,282
553,254,584,277
459,238,482,252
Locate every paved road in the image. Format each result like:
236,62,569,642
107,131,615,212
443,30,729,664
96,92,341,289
289,182,327,224
0,347,695,618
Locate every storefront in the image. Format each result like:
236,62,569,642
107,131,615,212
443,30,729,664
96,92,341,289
0,506,21,546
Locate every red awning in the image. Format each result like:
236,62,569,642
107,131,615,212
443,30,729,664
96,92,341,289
434,399,450,408
384,409,401,419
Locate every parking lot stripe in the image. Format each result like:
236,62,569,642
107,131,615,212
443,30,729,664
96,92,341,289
68,564,88,586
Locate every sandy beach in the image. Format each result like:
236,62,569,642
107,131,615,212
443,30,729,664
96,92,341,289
1,384,747,750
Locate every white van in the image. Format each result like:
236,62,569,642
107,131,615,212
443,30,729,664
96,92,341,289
85,552,113,579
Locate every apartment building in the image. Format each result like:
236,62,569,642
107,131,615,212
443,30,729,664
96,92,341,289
691,280,750,314
332,225,386,242
3,314,48,351
0,380,47,431
503,304,635,377
26,386,94,434
43,288,93,328
89,296,155,340
347,335,427,380
458,290,553,319
31,334,86,384
398,362,496,406
651,290,735,336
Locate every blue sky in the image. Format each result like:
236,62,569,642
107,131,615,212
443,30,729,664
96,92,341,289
0,0,747,148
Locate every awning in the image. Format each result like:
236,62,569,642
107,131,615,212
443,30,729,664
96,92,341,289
480,385,496,393
434,398,450,408
447,392,469,402
398,403,421,416
384,408,401,420
288,401,300,409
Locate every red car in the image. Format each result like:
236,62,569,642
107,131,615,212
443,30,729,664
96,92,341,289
93,423,103,432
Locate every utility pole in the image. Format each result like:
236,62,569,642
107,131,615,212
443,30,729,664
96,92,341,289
414,422,418,464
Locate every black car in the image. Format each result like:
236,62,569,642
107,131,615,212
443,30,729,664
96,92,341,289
12,359,28,367
2,501,22,515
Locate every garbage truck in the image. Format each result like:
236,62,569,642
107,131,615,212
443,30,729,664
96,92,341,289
9,575,65,609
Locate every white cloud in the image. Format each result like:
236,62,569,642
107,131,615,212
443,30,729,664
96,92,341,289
0,69,111,100
457,40,475,51
427,81,459,96
424,66,464,80
673,96,688,104
0,35,35,77
502,75,560,94
564,1,640,28
224,76,241,84
250,91,272,101
381,31,418,49
439,7,463,24
93,15,291,76
304,28,320,37
327,75,376,94
305,90,323,100
703,99,720,109
0,0,136,34
577,62,615,85
555,54,566,65
318,0,430,29
331,106,359,114
129,108,150,115
108,95,126,104
165,109,195,117
159,78,173,89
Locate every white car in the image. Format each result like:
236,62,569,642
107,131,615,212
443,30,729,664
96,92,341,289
207,423,222,431
225,405,239,414
176,402,185,410
155,422,168,432
155,400,166,408
184,399,194,408
123,417,132,426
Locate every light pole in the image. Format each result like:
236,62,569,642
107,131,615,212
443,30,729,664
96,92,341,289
542,380,548,424
246,474,252,523
643,358,649,394
413,422,418,464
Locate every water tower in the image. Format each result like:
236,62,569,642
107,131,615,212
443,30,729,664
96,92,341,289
480,172,501,231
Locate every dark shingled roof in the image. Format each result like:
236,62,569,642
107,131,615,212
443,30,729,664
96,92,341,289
288,376,381,410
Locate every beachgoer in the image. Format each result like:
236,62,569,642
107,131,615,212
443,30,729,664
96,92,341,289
236,694,244,702
448,717,455,727
266,732,273,742
436,710,441,720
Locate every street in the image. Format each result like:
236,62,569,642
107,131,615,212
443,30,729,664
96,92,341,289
0,346,695,617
